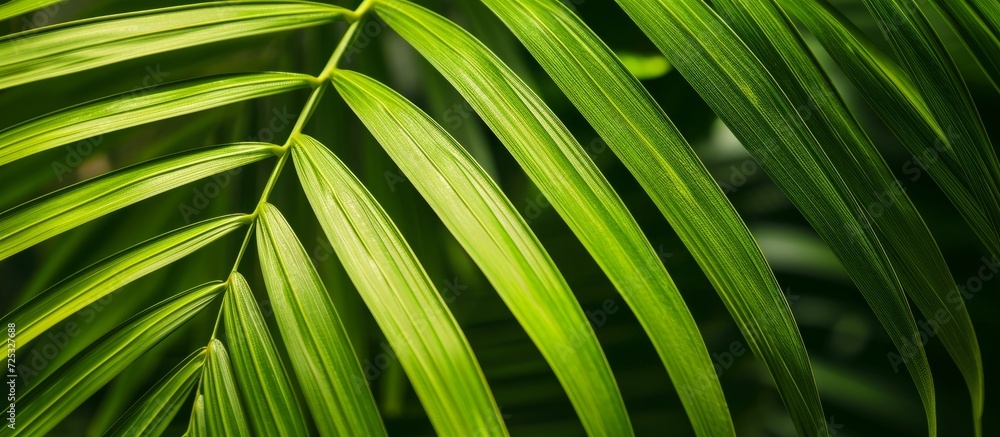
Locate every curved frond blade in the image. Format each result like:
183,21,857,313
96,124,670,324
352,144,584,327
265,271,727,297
0,73,314,167
475,1,825,433
863,0,1000,259
614,0,942,434
105,348,206,437
291,136,508,436
203,340,251,437
855,1,997,430
189,395,207,437
0,1,352,89
222,272,309,436
255,204,386,437
332,69,630,435
715,0,983,433
0,0,60,22
373,1,731,434
932,0,1000,91
2,214,249,345
0,143,277,261
8,282,224,436
776,0,999,259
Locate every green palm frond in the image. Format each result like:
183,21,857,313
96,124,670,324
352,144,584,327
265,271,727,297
9,282,224,436
293,136,506,435
2,0,996,436
255,202,387,436
477,0,823,433
222,273,309,436
201,339,251,436
0,144,274,261
105,348,206,437
0,1,351,89
0,0,60,22
375,1,733,433
188,395,207,437
332,68,630,435
932,0,1000,91
0,73,314,167
1,215,248,344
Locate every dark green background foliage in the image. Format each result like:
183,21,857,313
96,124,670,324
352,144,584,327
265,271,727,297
1,0,997,435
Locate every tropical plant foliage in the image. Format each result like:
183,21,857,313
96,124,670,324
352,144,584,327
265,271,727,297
0,0,997,435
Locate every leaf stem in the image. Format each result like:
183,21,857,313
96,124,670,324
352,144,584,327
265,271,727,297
283,0,377,147
225,0,376,278
195,0,378,405
193,0,378,415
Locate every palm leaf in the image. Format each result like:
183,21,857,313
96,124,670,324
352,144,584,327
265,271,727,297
255,203,386,437
11,115,229,304
0,73,314,167
932,0,1000,91
0,143,275,261
856,1,998,431
374,2,734,434
0,0,60,23
1,214,248,345
189,395,207,437
776,0,1000,260
717,0,981,428
291,135,507,436
476,1,824,433
202,339,251,437
861,0,1000,258
105,348,206,437
222,272,309,436
613,0,948,434
6,281,224,436
0,1,351,90
720,0,983,432
0,0,993,434
333,69,630,435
